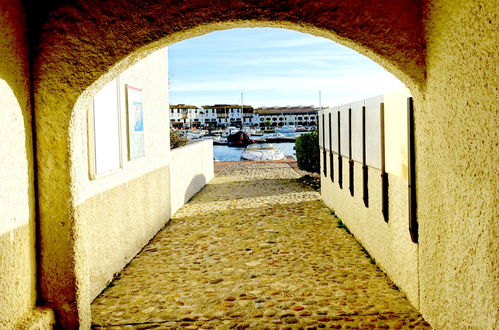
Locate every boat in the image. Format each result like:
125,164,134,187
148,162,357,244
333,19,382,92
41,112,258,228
264,132,296,142
242,126,256,135
185,132,201,139
275,125,296,133
227,131,255,147
241,144,285,161
212,137,228,145
221,126,239,137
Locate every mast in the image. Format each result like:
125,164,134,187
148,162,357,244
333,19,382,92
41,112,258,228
241,92,243,127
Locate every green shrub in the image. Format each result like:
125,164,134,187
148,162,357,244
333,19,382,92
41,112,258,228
170,130,187,149
295,130,319,173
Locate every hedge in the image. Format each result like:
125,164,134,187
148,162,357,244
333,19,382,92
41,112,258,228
295,130,320,173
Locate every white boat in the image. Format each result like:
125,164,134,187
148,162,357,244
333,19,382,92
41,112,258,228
185,132,200,139
221,126,239,137
242,126,256,135
264,132,285,139
275,125,296,133
241,144,285,161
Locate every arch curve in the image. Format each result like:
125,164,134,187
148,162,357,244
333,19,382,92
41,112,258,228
31,1,427,327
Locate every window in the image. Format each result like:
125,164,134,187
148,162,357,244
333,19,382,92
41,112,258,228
89,79,122,178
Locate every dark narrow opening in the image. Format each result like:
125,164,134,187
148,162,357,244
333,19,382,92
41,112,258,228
362,105,369,207
322,113,327,177
337,110,343,189
407,97,418,243
348,108,354,196
380,102,389,222
329,112,334,182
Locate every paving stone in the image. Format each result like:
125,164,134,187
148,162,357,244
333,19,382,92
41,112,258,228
91,163,430,329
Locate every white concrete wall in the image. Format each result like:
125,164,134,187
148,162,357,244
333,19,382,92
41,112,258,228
320,90,419,307
170,140,214,215
71,47,172,301
72,48,170,204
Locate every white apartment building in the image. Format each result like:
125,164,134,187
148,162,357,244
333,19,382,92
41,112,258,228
169,104,202,128
254,106,318,128
169,104,318,128
201,104,256,128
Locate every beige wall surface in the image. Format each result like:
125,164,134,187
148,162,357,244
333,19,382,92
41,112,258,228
78,167,170,301
70,48,171,303
0,0,493,328
0,1,53,328
71,48,170,204
418,0,498,328
170,140,215,215
384,89,410,179
320,154,419,307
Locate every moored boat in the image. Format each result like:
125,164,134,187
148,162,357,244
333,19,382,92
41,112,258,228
275,125,297,133
241,144,285,161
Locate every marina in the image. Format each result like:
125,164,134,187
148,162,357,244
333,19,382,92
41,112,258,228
214,142,296,161
175,128,309,161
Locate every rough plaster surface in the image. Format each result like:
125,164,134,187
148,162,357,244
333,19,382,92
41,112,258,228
28,2,426,325
0,1,54,328
77,166,171,301
418,0,498,328
0,0,494,328
71,47,170,327
320,155,419,307
170,140,215,215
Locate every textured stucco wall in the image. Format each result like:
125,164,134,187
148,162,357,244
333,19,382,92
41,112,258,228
0,1,54,328
34,46,170,328
29,3,426,326
71,48,171,302
418,0,498,328
320,155,419,307
77,167,170,301
170,140,215,215
71,47,170,204
18,0,496,328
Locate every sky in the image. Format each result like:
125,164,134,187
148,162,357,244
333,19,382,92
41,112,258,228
168,28,405,107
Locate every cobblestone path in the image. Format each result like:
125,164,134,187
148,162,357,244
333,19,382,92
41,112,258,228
92,163,430,329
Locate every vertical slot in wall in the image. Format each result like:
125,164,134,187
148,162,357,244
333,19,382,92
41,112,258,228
337,110,343,189
380,102,389,222
348,108,354,196
329,112,334,182
407,97,418,243
322,113,327,177
362,106,369,207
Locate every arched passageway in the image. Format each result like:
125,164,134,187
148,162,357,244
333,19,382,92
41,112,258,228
0,0,496,328
30,2,426,327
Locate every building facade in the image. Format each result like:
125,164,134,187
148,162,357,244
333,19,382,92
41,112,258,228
169,104,201,128
254,106,318,128
169,104,318,128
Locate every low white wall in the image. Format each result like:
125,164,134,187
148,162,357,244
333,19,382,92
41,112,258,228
170,140,214,214
70,48,171,302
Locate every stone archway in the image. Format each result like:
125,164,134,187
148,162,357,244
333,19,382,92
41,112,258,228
29,1,427,328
